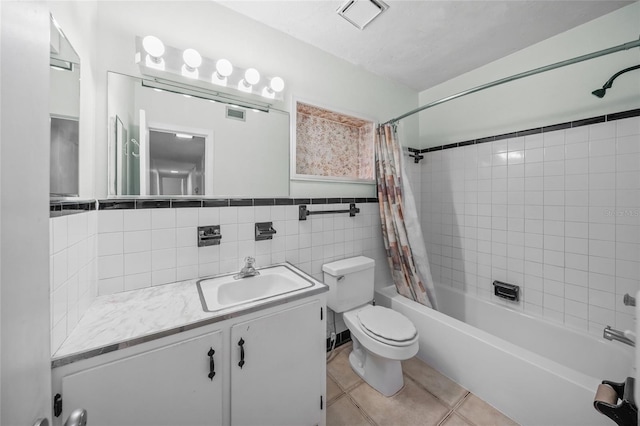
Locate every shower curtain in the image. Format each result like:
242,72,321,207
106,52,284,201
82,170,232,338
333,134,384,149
375,123,438,310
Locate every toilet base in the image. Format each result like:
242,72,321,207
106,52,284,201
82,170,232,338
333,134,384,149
348,337,404,396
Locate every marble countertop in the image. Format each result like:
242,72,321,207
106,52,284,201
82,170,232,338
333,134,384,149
53,264,326,367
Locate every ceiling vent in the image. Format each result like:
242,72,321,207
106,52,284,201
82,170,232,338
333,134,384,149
337,0,389,30
226,106,246,121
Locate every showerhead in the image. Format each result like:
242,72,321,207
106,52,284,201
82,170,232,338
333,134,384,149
591,64,640,99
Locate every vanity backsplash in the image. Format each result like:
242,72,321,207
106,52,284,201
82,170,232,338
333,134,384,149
50,197,383,354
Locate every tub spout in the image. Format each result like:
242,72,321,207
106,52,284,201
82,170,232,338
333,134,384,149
603,326,635,347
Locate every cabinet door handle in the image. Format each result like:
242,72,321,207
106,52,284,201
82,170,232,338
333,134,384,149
238,338,245,369
207,347,216,380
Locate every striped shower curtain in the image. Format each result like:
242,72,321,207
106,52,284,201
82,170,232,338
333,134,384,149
375,123,438,309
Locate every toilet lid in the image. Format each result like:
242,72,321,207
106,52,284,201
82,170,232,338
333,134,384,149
357,306,417,344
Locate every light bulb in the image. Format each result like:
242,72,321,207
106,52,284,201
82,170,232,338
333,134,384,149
216,59,233,77
244,68,260,85
270,77,285,93
142,36,165,58
182,48,202,69
212,59,233,87
142,35,165,71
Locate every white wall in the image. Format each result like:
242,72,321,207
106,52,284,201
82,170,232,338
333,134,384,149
418,2,640,148
91,1,417,199
0,1,52,423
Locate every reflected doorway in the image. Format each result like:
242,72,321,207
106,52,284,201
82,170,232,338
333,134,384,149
148,130,206,196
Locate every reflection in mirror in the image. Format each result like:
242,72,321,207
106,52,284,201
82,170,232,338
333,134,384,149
107,72,290,198
50,14,81,197
148,130,205,196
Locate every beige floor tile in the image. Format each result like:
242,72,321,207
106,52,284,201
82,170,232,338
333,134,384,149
456,394,518,426
327,374,344,404
349,377,450,426
327,346,363,391
326,395,373,426
403,357,468,407
440,412,473,426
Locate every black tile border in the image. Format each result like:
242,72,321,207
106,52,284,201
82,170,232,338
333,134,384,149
98,200,136,210
170,200,202,208
254,198,275,206
203,199,228,208
49,200,97,217
54,196,378,215
275,198,294,205
229,198,253,207
407,108,640,155
326,329,351,352
136,199,171,209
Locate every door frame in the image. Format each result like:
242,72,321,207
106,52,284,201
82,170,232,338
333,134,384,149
140,118,214,196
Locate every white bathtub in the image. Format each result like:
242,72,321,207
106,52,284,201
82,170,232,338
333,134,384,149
376,284,635,426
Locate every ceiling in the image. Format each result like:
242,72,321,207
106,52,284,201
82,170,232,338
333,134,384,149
217,0,632,92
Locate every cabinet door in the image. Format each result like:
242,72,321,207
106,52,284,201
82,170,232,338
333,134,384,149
230,300,324,426
61,330,223,426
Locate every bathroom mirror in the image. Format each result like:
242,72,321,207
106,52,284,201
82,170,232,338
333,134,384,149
107,72,290,197
50,14,81,197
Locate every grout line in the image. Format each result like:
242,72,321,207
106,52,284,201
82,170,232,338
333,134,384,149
436,410,455,426
452,391,471,411
344,391,378,426
327,392,347,407
402,372,469,412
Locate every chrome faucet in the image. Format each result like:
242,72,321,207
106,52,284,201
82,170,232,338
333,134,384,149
234,256,260,279
603,326,635,347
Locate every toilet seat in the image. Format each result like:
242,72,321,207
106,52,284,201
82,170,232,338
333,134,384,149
356,305,417,347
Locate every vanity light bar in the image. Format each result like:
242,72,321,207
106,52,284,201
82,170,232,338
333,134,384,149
141,78,271,113
135,36,285,104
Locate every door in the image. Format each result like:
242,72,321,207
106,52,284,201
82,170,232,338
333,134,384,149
230,301,325,426
61,330,223,426
1,1,52,424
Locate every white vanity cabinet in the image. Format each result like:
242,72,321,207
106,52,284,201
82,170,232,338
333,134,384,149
58,329,224,426
230,300,324,425
52,297,326,426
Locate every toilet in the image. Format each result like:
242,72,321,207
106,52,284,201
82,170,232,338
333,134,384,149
323,256,419,396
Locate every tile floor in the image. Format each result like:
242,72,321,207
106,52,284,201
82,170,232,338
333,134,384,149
326,342,518,426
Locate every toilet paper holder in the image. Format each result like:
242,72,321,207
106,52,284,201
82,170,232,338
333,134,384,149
593,377,637,426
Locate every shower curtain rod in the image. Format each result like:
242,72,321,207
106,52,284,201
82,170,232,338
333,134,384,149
383,37,640,125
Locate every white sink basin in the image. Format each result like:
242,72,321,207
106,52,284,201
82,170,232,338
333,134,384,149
197,264,315,312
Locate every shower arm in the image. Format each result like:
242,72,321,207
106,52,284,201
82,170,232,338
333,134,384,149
383,36,640,125
600,64,640,90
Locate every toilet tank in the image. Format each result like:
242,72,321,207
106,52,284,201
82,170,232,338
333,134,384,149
323,256,375,313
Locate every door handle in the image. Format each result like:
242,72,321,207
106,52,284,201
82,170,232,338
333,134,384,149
64,409,87,426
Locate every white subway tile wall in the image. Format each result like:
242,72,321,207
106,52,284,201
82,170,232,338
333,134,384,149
420,117,640,337
94,203,386,338
49,211,98,355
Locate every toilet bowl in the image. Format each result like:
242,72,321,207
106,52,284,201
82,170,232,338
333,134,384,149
323,256,419,396
344,304,419,396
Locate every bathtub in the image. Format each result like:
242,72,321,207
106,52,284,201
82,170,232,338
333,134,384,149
376,284,635,426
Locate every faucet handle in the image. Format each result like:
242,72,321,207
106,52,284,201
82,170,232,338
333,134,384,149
244,256,256,266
